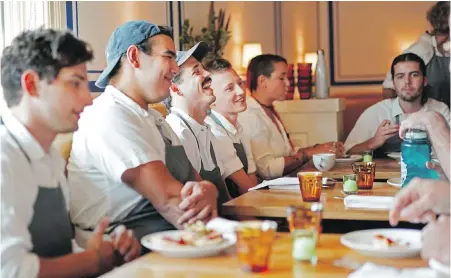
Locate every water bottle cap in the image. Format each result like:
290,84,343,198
405,128,428,140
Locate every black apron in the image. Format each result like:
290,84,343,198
209,113,249,198
426,47,450,107
171,111,231,206
373,115,402,158
1,119,73,257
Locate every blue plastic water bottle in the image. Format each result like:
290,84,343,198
401,129,439,187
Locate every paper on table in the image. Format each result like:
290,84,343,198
248,177,299,191
344,196,394,210
348,262,436,278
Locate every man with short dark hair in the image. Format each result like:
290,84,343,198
67,21,218,248
1,28,140,278
345,53,450,156
203,58,258,197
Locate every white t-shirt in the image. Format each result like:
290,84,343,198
205,110,257,175
238,96,294,179
166,107,242,179
1,110,68,278
67,86,180,238
344,97,450,151
382,33,450,89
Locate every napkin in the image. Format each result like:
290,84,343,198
344,196,394,210
248,177,299,191
206,217,239,234
348,262,436,278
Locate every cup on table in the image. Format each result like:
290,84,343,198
342,173,358,194
298,172,323,202
362,150,373,162
351,162,376,190
312,153,336,171
235,220,278,273
286,204,323,264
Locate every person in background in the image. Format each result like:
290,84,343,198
204,58,258,197
345,53,450,156
238,54,344,180
1,28,140,278
165,43,255,206
383,1,450,107
67,21,218,249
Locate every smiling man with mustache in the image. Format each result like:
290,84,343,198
345,53,450,157
165,42,243,208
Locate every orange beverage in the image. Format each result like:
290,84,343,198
235,221,278,273
286,204,323,241
352,162,376,189
298,172,322,202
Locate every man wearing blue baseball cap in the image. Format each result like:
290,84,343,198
165,43,256,208
67,21,218,248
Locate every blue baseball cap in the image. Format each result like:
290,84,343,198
176,41,209,66
95,21,170,88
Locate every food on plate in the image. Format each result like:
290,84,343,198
338,154,352,159
158,221,226,247
372,234,409,248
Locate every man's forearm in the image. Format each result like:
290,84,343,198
427,116,451,180
228,169,257,195
348,139,375,154
38,250,101,278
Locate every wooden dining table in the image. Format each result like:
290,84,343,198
222,182,399,221
299,158,400,180
101,233,427,278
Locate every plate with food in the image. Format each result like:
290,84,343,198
340,229,421,258
387,152,401,161
141,221,236,258
336,154,363,163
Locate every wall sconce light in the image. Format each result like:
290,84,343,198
242,43,262,70
304,52,318,73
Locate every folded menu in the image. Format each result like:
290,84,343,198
248,177,299,191
344,196,394,210
348,262,436,278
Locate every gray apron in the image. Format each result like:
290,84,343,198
1,120,73,257
103,121,197,242
426,48,450,107
172,111,231,206
209,113,248,198
373,115,402,158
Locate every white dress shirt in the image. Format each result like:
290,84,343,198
205,110,257,174
238,96,294,179
67,85,180,246
1,110,68,278
344,97,450,151
383,33,450,89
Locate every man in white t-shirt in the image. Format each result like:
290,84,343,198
165,43,255,206
345,53,450,157
382,2,449,107
1,28,140,278
67,21,218,248
203,58,258,197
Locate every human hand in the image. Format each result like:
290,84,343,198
85,218,116,274
306,142,345,157
368,120,399,149
421,215,450,265
398,111,444,139
178,181,218,225
110,225,141,263
389,178,450,226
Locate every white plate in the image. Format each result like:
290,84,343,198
387,152,401,161
429,258,451,277
336,154,362,163
387,177,402,188
340,229,421,258
141,230,236,258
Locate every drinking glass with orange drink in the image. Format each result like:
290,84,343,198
351,162,376,189
297,172,322,202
